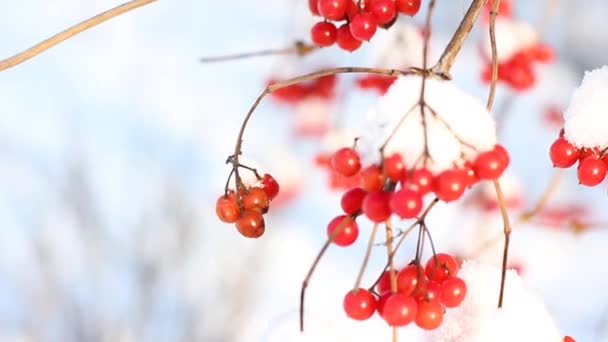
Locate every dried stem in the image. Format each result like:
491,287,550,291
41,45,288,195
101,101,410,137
300,215,357,332
517,170,564,223
354,224,380,290
0,0,157,72
199,41,317,63
484,0,512,309
430,0,488,79
486,0,500,110
385,219,398,342
231,67,412,178
469,170,564,257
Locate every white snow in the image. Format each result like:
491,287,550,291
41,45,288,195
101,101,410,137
355,76,497,173
431,261,563,342
480,18,539,63
563,66,608,149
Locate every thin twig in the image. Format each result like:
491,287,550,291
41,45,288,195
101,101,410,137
231,67,413,182
385,219,398,342
485,0,513,309
469,170,564,257
517,170,564,223
430,0,488,79
199,41,317,63
300,215,357,332
0,0,158,72
354,224,380,290
486,0,500,110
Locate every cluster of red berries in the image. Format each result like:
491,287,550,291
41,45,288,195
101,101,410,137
355,74,398,95
215,174,280,238
268,74,337,104
308,0,421,51
343,254,466,329
481,44,555,91
549,129,608,187
324,145,509,224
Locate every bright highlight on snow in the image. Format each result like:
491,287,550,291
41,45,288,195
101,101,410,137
431,261,563,342
563,65,608,149
355,75,497,174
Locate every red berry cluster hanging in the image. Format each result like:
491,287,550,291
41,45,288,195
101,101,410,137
343,253,466,330
215,173,280,238
308,0,422,52
481,44,555,91
267,74,337,104
550,129,608,187
326,144,508,223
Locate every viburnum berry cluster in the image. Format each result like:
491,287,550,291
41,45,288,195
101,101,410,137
550,129,608,187
550,66,608,191
344,253,466,329
329,143,509,218
216,165,280,238
479,0,555,91
308,0,422,51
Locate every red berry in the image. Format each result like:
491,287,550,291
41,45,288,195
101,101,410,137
350,13,377,41
530,44,555,63
341,187,367,215
425,253,460,283
473,145,510,180
507,63,536,91
360,164,384,192
327,215,359,246
343,288,377,320
376,270,396,294
439,277,467,308
371,0,397,24
577,156,607,186
395,0,421,16
415,281,441,302
396,264,426,296
384,153,405,181
376,291,391,316
309,0,320,15
216,193,240,223
331,147,361,177
235,209,265,238
382,294,418,327
261,173,280,201
563,336,576,342
434,169,468,202
362,191,392,222
243,187,270,213
310,21,338,47
390,188,423,219
318,0,348,20
346,0,372,19
415,299,444,330
337,23,363,51
406,168,434,195
462,162,478,187
550,137,579,168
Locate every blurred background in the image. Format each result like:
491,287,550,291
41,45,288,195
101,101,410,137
0,0,607,341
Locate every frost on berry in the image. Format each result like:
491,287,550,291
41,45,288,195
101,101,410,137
355,75,498,175
431,261,563,342
480,18,539,64
563,66,608,150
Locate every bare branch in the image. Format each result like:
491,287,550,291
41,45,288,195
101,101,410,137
0,0,158,72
